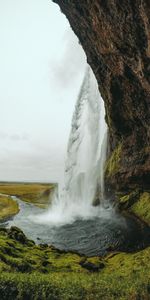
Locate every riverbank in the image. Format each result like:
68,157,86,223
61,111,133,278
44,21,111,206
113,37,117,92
0,182,56,209
0,195,19,221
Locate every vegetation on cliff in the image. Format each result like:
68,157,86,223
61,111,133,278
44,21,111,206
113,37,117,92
130,192,150,225
118,191,150,226
105,142,122,179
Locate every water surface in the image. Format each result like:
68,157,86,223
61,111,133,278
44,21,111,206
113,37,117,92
2,198,149,257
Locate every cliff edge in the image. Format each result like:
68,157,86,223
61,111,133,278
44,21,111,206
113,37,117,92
53,0,150,194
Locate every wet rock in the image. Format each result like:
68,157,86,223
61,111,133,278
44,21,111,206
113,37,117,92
39,244,49,248
53,0,150,192
79,258,105,272
8,226,35,246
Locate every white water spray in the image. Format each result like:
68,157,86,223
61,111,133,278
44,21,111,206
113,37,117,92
34,66,109,225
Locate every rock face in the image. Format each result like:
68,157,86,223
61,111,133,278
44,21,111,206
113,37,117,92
53,0,150,192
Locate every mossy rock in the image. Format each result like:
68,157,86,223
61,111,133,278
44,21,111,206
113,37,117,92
105,143,122,178
118,191,150,225
0,227,105,274
117,190,140,209
129,192,150,225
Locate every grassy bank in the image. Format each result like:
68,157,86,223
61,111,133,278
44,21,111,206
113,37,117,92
0,182,56,208
0,196,19,221
0,227,150,299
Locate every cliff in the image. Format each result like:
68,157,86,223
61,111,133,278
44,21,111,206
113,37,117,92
53,0,150,193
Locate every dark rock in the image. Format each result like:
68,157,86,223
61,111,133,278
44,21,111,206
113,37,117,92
39,244,49,248
79,259,105,272
53,0,150,192
0,228,8,233
16,262,33,273
42,260,50,267
8,226,35,246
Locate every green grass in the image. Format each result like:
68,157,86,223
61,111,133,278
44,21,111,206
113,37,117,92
0,196,19,221
0,271,149,300
0,227,150,299
0,182,56,208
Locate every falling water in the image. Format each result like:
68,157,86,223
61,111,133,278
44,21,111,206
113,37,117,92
64,66,107,206
34,66,108,225
6,65,148,256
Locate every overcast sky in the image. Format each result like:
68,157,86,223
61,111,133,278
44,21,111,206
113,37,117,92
0,0,86,182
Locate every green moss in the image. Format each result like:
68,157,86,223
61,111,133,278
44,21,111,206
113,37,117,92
130,192,150,225
0,196,19,221
0,248,150,299
0,227,150,299
0,228,86,274
119,194,131,204
117,190,140,209
118,191,150,225
105,143,122,178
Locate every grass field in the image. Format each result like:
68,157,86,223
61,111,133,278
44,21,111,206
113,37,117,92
0,195,19,221
0,182,56,208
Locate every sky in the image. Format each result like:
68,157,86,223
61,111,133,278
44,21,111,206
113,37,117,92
0,0,86,182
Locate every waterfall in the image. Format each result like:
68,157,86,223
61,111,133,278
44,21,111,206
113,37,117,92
64,66,107,206
34,66,108,225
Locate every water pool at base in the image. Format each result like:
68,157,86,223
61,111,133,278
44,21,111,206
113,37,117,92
2,199,150,257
